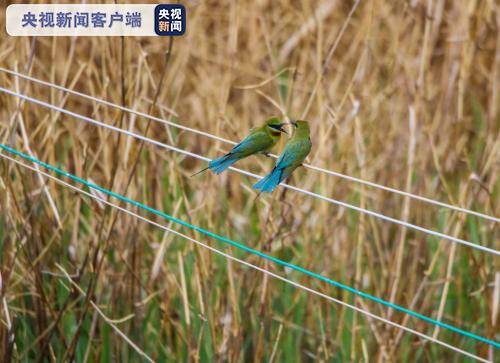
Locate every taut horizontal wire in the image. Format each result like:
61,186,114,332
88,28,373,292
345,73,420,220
1,67,497,223
0,151,490,363
0,87,498,256
0,143,498,350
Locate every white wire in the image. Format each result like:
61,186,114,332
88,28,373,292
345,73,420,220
1,67,497,223
1,87,498,256
0,152,491,363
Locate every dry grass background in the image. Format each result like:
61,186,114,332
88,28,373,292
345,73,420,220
0,0,499,361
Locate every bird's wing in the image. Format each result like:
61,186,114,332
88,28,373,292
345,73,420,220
275,139,311,169
230,131,271,156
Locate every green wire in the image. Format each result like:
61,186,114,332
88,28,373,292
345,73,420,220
1,142,498,349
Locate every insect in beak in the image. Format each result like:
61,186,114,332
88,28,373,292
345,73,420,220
289,120,298,128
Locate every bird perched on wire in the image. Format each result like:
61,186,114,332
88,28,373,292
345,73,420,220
253,120,311,194
192,117,288,176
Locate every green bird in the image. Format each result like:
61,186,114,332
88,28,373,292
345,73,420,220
193,117,288,175
253,120,312,193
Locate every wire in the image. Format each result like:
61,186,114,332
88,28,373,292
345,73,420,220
0,87,497,256
1,143,498,350
0,151,492,363
1,67,497,223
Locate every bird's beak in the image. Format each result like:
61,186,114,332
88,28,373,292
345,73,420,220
270,123,288,134
278,123,288,134
289,120,298,128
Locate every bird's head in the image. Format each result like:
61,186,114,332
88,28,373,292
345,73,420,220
265,117,288,134
289,120,309,132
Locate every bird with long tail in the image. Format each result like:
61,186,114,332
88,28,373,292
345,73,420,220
192,117,288,176
253,120,312,194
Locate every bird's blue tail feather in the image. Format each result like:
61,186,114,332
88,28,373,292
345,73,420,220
253,168,282,193
209,154,238,174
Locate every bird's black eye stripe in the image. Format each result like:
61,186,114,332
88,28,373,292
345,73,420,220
269,124,281,130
